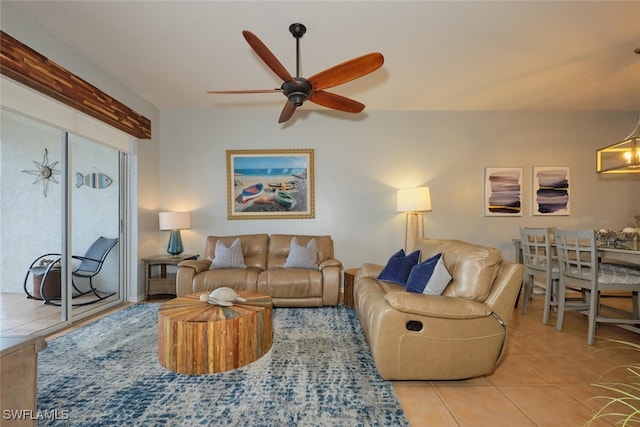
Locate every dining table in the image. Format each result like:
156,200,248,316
596,241,640,266
512,236,640,267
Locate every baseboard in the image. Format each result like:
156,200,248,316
128,295,146,303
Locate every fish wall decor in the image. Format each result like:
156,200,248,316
75,171,112,189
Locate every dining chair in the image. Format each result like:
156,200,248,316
519,227,558,324
555,228,640,345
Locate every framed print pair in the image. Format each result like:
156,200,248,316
484,166,570,216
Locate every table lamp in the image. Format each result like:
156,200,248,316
397,187,432,252
158,211,191,256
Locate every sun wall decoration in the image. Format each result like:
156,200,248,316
22,148,61,197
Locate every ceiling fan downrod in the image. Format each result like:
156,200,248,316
283,23,311,107
289,23,306,77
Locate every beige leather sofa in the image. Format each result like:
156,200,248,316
354,238,524,380
176,234,341,307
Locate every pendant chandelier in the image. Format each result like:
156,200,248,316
596,116,640,174
596,47,640,174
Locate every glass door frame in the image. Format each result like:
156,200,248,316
45,133,128,333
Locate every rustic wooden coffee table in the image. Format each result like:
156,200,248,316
158,291,273,375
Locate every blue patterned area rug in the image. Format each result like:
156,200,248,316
37,304,408,426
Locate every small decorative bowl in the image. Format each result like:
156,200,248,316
596,229,637,249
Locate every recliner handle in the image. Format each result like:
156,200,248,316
406,320,423,332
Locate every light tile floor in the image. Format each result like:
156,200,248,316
394,295,640,426
2,292,639,426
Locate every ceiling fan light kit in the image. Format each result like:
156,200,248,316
208,23,384,124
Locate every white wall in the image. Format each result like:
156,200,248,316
160,109,640,270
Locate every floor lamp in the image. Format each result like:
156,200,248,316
397,187,432,252
158,211,191,256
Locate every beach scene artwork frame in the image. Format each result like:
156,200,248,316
227,149,315,220
484,167,523,216
532,166,570,216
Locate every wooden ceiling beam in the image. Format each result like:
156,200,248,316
1,30,151,139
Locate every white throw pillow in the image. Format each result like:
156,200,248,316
283,237,318,269
405,253,452,295
210,238,246,269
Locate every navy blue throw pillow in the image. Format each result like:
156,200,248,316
377,249,421,286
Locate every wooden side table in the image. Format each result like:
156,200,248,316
141,254,198,300
343,268,359,308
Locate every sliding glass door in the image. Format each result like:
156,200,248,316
69,133,123,317
0,109,126,334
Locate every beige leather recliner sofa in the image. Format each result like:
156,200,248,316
354,238,524,380
176,234,341,307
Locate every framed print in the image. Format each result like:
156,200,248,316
227,149,315,220
532,166,570,216
484,167,523,216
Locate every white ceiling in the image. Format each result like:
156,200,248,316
5,1,640,114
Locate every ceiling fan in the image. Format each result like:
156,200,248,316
208,23,384,124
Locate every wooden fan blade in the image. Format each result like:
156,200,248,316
309,91,365,113
243,30,293,82
278,100,297,123
307,52,384,91
207,89,282,94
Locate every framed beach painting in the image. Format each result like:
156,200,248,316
532,166,570,216
227,149,315,220
484,167,523,216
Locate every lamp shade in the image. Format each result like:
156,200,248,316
397,187,432,212
158,211,191,230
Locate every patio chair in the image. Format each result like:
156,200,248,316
23,237,119,306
